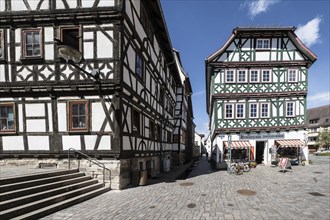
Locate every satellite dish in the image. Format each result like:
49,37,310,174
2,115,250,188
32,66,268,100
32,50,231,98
57,45,82,63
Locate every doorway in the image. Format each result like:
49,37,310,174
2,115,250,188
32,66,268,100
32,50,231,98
256,141,265,164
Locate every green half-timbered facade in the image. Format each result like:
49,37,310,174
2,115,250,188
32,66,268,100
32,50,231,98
206,27,317,166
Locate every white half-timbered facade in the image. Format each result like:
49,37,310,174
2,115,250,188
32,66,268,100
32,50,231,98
172,49,194,165
206,27,317,167
0,0,184,189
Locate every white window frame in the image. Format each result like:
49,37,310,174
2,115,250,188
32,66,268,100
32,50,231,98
288,69,298,82
225,70,235,83
256,39,270,49
260,103,270,118
249,103,258,118
286,101,295,117
261,69,272,83
237,70,247,83
249,69,259,83
224,103,234,119
236,103,245,119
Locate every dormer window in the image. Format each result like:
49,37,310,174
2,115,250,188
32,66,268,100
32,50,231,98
256,39,270,49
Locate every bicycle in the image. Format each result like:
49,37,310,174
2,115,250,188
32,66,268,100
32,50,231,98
229,162,244,175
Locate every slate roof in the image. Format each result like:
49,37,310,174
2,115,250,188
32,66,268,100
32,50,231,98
307,105,330,128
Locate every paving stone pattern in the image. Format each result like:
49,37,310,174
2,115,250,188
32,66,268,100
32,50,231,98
39,155,329,220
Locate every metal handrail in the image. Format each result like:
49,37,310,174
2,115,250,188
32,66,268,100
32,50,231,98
68,148,111,188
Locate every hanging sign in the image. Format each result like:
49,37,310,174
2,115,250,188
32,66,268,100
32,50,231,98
240,133,284,140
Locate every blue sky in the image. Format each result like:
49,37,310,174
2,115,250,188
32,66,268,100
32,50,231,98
161,0,330,134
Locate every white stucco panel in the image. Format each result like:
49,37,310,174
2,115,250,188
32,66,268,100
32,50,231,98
84,135,96,150
26,103,45,117
27,119,46,132
81,0,94,8
0,1,5,12
256,52,269,61
84,42,94,59
44,44,54,62
3,136,24,150
98,135,111,150
98,0,115,7
122,136,131,150
97,31,113,58
11,0,29,11
28,136,49,150
48,103,53,132
58,103,67,132
66,0,77,8
62,136,81,150
0,66,5,82
18,104,23,132
91,102,111,132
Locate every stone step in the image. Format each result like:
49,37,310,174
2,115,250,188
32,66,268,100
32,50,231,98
0,169,79,185
0,179,98,210
0,175,92,202
0,183,105,219
12,187,110,220
0,172,85,193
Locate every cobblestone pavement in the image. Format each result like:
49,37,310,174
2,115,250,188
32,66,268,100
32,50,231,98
38,155,329,220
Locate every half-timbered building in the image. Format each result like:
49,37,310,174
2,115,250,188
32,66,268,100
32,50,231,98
0,0,183,189
205,27,317,167
172,49,194,165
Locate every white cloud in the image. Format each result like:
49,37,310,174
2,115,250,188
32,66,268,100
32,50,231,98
295,17,322,47
192,90,205,97
243,0,280,18
307,91,330,108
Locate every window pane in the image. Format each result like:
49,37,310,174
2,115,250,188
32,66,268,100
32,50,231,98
33,32,40,44
33,45,40,56
79,104,85,115
79,116,86,128
26,33,33,44
72,116,79,128
72,104,78,115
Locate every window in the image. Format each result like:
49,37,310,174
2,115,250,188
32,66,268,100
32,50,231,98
261,103,270,118
0,103,16,133
225,104,234,119
149,121,155,140
159,87,164,106
250,70,259,82
136,53,144,80
0,30,4,59
68,101,89,131
249,103,258,118
256,39,270,49
286,102,295,117
22,29,43,59
261,70,271,82
225,70,235,83
236,103,245,119
288,69,297,82
61,27,81,51
237,70,247,83
132,109,141,135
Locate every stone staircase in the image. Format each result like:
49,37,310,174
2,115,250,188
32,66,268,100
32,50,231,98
0,169,110,219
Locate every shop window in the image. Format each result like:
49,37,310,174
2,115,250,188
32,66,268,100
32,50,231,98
68,101,89,132
136,53,144,80
236,103,245,119
288,69,298,82
60,27,81,52
286,102,295,117
21,29,43,59
250,70,259,82
225,70,235,83
249,103,258,118
225,103,234,119
0,103,16,133
260,103,270,118
132,109,141,135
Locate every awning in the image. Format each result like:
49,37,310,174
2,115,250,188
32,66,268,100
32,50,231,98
275,139,305,148
224,141,253,149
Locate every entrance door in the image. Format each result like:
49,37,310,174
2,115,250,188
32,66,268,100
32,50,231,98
256,141,265,164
